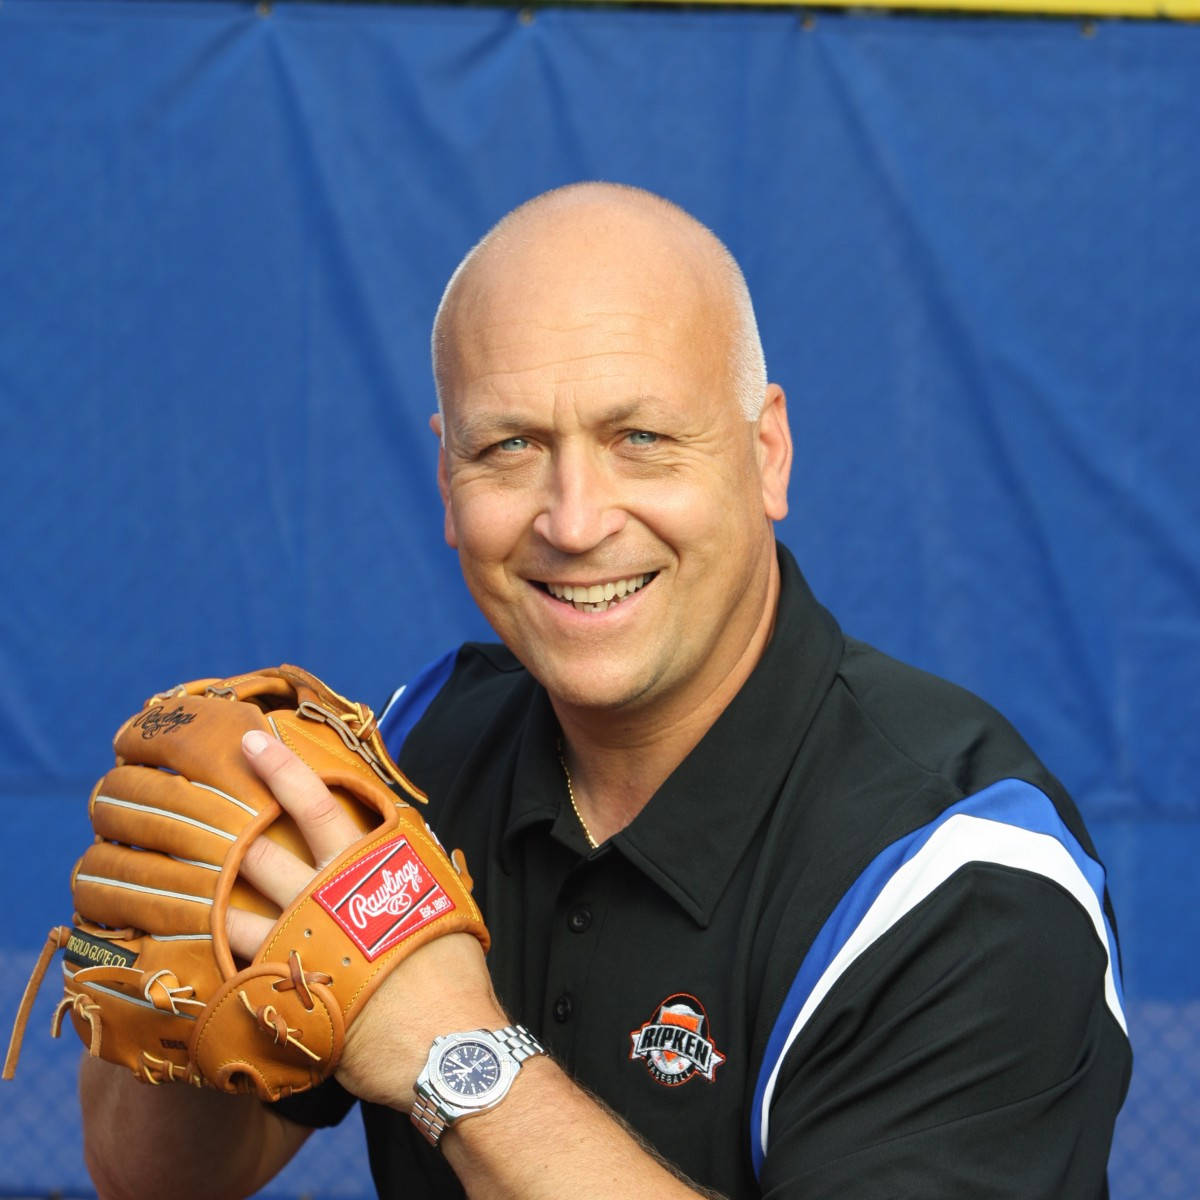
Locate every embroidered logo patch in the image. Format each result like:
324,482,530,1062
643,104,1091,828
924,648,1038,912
314,835,454,960
629,993,726,1086
64,930,138,971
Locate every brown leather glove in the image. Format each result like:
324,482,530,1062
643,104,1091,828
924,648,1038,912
3,664,488,1100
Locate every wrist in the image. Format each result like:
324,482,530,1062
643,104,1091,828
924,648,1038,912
334,933,506,1109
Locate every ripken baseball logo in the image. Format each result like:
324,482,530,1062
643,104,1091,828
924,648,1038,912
629,993,726,1087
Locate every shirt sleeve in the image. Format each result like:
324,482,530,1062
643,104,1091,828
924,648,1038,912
757,863,1131,1199
269,1074,359,1129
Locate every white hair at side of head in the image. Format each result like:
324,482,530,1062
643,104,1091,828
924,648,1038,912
714,241,768,421
431,183,769,427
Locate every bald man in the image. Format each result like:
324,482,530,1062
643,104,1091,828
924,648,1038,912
79,184,1130,1199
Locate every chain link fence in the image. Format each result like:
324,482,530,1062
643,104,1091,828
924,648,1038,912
1,949,1192,1198
1108,1001,1200,1199
0,950,373,1200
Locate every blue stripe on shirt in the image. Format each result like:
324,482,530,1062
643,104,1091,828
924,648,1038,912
377,648,460,759
749,777,1126,1179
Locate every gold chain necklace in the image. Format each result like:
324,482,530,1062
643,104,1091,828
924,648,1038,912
557,740,599,850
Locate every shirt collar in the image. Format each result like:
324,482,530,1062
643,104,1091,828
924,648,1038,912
501,544,843,923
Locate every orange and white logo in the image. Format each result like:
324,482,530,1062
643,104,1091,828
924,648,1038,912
629,993,726,1087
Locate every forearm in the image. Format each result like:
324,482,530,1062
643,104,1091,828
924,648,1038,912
225,739,720,1196
442,1055,723,1200
79,1055,309,1200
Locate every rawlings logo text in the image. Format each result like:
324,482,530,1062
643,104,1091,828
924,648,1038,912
345,860,424,928
131,704,197,739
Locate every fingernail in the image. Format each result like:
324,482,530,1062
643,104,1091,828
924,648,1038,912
243,730,270,756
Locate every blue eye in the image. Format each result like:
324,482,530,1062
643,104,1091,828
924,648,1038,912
496,436,529,452
627,430,658,445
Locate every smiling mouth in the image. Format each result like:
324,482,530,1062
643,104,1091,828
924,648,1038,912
540,573,656,613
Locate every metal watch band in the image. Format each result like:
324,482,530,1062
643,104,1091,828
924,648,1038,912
493,1023,545,1065
410,1092,452,1147
410,1024,546,1148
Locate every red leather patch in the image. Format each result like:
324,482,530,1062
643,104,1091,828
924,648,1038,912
314,835,455,960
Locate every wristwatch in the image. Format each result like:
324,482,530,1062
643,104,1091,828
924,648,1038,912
410,1024,547,1147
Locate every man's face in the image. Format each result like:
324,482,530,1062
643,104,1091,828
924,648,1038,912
435,224,789,724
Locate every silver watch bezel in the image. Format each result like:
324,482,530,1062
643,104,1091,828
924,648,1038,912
422,1029,522,1117
412,1025,546,1147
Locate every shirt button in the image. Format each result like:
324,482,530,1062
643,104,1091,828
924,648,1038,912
567,905,592,933
553,993,574,1023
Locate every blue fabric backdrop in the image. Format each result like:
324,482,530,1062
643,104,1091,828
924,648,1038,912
1,2,1197,1196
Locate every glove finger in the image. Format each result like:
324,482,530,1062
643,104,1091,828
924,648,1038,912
90,767,254,864
114,693,268,787
75,842,217,936
242,732,365,867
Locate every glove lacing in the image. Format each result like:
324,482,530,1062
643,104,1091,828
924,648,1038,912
237,951,331,1062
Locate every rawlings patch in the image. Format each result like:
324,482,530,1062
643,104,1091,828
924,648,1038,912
314,835,454,960
630,993,726,1086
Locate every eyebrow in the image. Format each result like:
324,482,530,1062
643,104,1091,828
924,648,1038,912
449,396,669,446
448,411,534,450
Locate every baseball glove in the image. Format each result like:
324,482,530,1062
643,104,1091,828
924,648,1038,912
3,664,488,1100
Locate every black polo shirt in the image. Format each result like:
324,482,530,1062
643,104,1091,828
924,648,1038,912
277,544,1130,1199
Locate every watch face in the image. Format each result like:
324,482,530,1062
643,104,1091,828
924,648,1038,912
438,1040,503,1099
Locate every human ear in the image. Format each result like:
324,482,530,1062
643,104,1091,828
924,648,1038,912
756,384,792,522
430,412,459,549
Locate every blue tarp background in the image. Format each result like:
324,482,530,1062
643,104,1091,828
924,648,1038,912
1,2,1196,1195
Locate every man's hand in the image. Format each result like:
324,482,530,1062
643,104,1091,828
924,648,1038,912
233,730,507,1110
231,734,721,1198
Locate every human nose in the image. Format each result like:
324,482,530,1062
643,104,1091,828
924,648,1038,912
531,445,626,553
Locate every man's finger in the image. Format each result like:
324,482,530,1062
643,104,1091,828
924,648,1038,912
239,830,314,909
227,905,275,962
242,728,360,866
